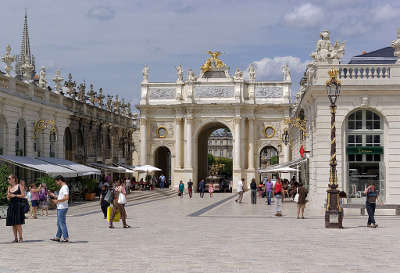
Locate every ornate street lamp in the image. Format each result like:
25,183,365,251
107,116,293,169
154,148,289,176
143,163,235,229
281,128,290,146
325,68,343,228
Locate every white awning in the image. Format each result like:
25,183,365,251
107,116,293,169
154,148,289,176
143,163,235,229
0,155,78,178
89,162,126,173
113,164,135,174
38,157,101,176
258,158,308,173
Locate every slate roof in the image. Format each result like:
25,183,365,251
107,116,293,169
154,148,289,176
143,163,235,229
349,47,397,64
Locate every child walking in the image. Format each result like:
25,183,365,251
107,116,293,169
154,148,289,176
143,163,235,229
209,183,214,197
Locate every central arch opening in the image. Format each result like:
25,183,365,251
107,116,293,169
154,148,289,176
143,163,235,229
197,122,232,192
154,146,171,188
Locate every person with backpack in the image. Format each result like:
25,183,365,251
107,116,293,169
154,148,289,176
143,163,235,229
274,178,283,216
39,183,49,216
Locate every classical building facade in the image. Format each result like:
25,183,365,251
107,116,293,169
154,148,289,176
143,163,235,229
0,14,136,173
137,52,291,190
291,29,400,209
208,129,233,159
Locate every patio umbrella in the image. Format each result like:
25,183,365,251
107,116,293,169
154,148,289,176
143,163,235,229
133,165,161,172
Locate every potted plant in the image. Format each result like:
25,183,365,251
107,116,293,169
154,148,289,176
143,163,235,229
0,164,11,218
83,178,98,201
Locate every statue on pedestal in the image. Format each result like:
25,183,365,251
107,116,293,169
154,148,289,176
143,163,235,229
187,68,195,83
113,95,121,114
1,45,15,77
281,63,291,82
392,28,400,63
107,95,113,112
39,66,47,89
87,84,97,105
64,73,76,98
233,68,243,81
142,65,149,83
77,82,86,102
176,65,183,82
52,70,64,93
310,30,345,63
97,88,105,108
248,64,256,81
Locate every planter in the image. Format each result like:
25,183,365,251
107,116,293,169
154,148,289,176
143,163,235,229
84,193,96,201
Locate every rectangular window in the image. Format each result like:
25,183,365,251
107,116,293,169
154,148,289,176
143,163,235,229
348,135,362,146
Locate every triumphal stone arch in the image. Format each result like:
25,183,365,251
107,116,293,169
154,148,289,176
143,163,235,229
137,52,291,190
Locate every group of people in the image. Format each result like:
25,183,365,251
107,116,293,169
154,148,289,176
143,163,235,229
235,177,308,218
99,179,130,229
178,179,216,198
26,182,49,218
6,175,70,243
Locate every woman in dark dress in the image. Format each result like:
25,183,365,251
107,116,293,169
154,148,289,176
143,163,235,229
6,175,25,243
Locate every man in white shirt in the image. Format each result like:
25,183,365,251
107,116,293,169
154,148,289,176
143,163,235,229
235,178,245,203
49,175,69,243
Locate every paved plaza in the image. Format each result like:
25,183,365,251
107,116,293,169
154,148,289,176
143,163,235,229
1,191,400,273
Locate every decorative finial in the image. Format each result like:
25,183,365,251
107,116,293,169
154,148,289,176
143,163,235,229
142,65,149,83
201,51,226,73
248,64,256,81
1,44,15,77
97,88,105,108
21,54,34,83
176,65,183,82
87,84,97,105
64,73,77,98
281,63,291,82
392,28,400,63
52,69,64,93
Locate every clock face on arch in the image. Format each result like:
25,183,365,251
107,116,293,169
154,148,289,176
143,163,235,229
264,126,275,138
157,127,168,138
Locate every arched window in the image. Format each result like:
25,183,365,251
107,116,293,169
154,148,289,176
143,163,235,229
15,119,26,156
0,115,7,155
64,127,72,160
49,131,57,158
259,146,279,169
346,109,384,201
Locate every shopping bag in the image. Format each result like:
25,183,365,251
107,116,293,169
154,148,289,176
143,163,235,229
107,206,120,223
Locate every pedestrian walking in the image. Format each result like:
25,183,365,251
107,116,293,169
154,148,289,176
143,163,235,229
199,179,205,198
274,178,283,216
265,178,273,205
100,184,110,219
250,178,257,204
364,182,382,228
109,180,130,229
178,181,184,198
6,174,25,243
125,177,131,194
187,179,193,198
296,183,308,219
209,183,214,198
49,176,70,243
160,174,166,189
39,183,49,216
29,183,40,219
235,178,244,203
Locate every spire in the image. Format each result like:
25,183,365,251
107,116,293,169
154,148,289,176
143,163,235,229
16,10,35,79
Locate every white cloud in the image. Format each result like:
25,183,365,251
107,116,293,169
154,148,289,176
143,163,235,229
87,6,115,21
373,4,399,22
284,3,323,28
246,56,310,81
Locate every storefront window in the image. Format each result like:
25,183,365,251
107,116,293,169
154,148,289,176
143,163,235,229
346,109,384,203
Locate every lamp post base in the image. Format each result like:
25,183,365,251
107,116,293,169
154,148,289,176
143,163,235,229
325,188,343,228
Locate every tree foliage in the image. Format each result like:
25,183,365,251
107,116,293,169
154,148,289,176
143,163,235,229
0,163,11,205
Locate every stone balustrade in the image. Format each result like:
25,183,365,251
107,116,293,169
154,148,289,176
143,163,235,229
338,65,391,79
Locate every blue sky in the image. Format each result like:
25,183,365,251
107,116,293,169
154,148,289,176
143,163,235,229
1,0,400,109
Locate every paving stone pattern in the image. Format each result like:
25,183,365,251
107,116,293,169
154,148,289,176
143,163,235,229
1,191,400,273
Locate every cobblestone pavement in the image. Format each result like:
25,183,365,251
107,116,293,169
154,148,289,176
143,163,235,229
1,191,400,273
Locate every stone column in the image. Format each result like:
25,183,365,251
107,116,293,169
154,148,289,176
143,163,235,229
140,117,147,165
248,117,255,170
175,117,183,169
184,115,193,169
234,117,241,169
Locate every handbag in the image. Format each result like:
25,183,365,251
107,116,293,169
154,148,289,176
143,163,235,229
117,192,127,204
22,198,30,214
294,188,299,203
104,189,114,204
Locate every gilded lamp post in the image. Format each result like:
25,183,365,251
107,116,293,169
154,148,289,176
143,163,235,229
325,68,343,228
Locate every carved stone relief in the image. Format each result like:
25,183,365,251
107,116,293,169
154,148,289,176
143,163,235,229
149,88,175,99
194,86,234,98
256,121,282,139
255,86,283,98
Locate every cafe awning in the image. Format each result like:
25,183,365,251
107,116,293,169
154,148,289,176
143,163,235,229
113,164,135,174
38,157,101,176
258,158,308,173
89,162,126,173
0,155,77,178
